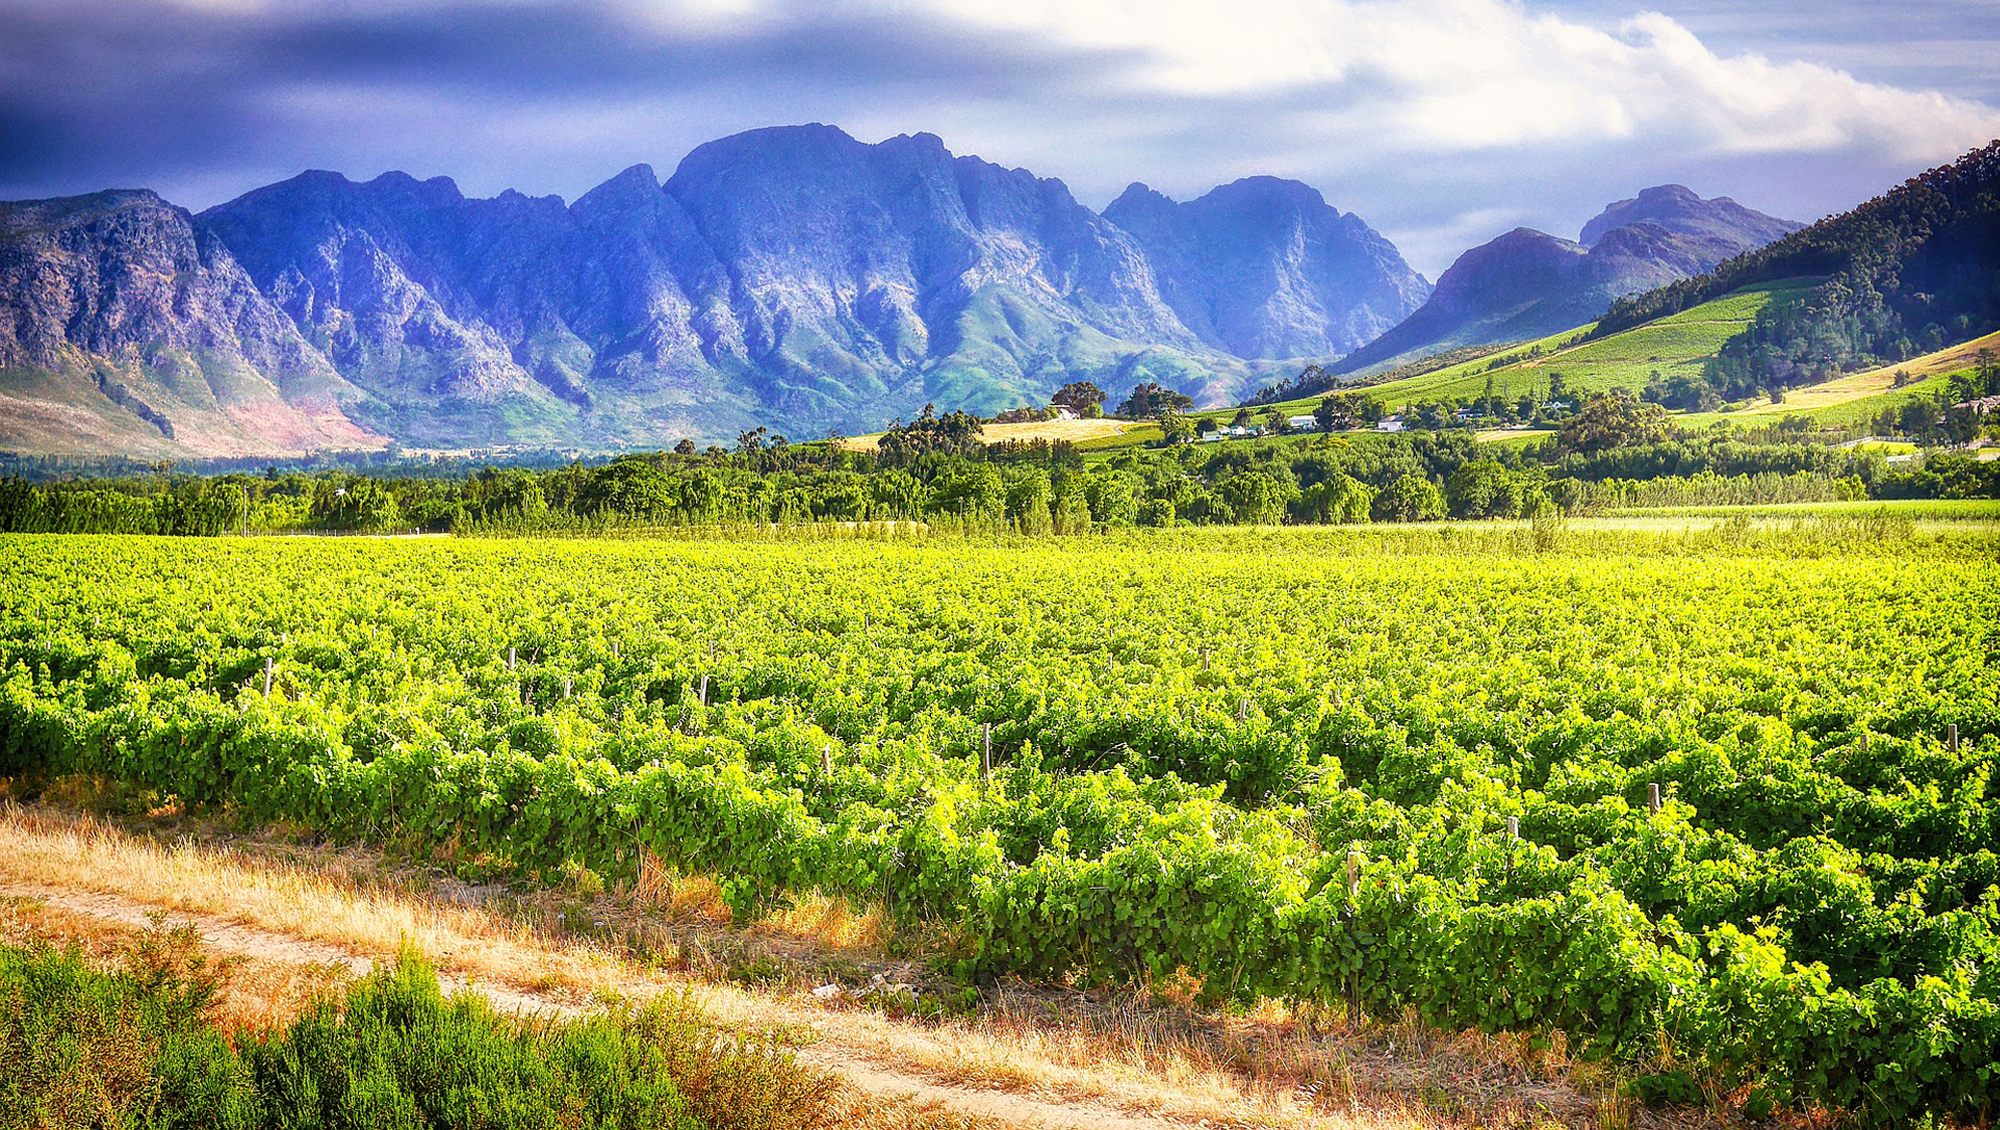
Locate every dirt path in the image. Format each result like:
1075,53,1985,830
1,881,1201,1130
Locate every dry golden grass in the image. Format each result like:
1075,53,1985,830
0,799,1724,1130
0,896,350,1035
632,851,886,951
1719,328,2000,418
840,418,1139,452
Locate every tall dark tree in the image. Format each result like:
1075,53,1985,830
1116,382,1195,420
1052,382,1107,417
1556,393,1674,455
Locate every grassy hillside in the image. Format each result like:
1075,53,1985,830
1364,278,1816,410
1677,329,2000,429
1232,278,1815,419
843,280,1978,458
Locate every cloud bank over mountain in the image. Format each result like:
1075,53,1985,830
1,0,1994,277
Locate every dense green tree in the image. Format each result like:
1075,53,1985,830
1371,474,1445,522
1313,391,1371,432
1556,393,1674,455
1217,470,1300,525
1117,382,1195,420
1296,473,1374,524
1052,381,1107,417
1445,460,1522,519
1159,411,1196,444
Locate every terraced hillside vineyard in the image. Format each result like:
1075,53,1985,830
1,526,1996,1123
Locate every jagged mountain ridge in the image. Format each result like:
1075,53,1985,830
1330,186,1803,377
0,189,382,458
0,124,1434,456
1104,177,1431,359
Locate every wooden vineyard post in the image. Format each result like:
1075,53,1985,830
1345,847,1364,1017
698,674,708,708
612,640,620,659
1505,816,1519,878
1648,782,1661,815
821,745,832,778
981,723,993,792
263,656,273,697
508,647,516,671
1201,648,1210,671
1948,723,1960,754
1237,697,1248,723
563,677,572,700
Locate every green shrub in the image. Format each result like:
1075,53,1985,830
0,928,838,1130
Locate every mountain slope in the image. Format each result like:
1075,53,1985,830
1328,187,1802,377
1595,140,2000,384
0,190,380,458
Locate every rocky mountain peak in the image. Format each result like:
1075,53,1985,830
1104,175,1430,360
1331,190,1803,376
1580,184,1801,248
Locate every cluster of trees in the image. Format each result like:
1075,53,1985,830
1699,275,1973,401
5,386,1993,537
0,470,426,535
1114,382,1195,420
0,428,1476,535
1639,370,1732,412
873,404,986,465
1867,352,2000,444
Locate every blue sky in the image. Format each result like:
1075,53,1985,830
2,0,1994,277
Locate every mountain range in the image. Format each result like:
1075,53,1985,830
0,125,1798,458
1328,185,1804,376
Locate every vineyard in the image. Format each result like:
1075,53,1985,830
1,524,1996,1123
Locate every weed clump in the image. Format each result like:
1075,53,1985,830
0,922,836,1129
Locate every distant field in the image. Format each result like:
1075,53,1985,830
1474,427,1553,446
1600,498,2000,524
842,416,1142,451
1255,324,1593,415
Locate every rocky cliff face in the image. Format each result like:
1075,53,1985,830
1104,177,1431,359
1,125,1438,456
0,190,379,457
1331,187,1803,376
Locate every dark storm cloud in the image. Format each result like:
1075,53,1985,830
0,0,1136,199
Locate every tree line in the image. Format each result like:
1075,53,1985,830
2,391,1989,537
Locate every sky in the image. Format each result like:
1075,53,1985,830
2,0,1996,278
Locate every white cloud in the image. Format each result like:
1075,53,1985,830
879,0,1998,162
